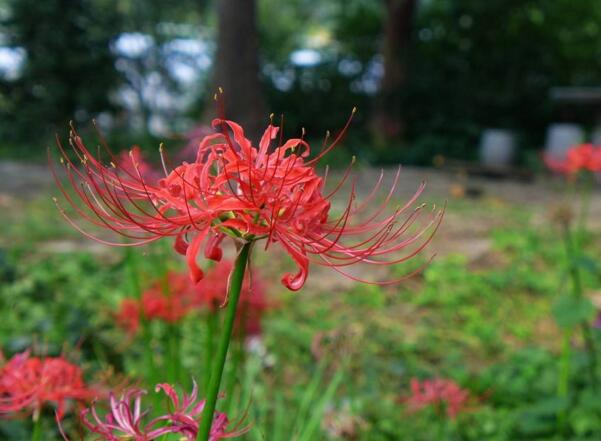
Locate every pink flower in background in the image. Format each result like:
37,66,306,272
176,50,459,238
53,114,441,291
404,378,473,419
0,351,97,420
178,124,213,163
66,382,245,441
116,145,161,184
544,143,601,175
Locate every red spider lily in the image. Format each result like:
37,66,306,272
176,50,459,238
115,265,270,337
404,378,472,419
179,125,214,163
0,350,97,420
60,381,246,441
115,271,198,333
115,298,141,334
52,112,442,291
544,143,601,175
196,260,271,337
115,145,161,184
142,271,198,323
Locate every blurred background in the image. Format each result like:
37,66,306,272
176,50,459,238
3,1,601,440
1,0,601,166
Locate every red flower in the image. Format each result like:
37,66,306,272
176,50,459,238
544,144,601,175
196,260,271,337
115,145,161,184
115,265,271,337
141,271,198,323
179,125,214,163
52,113,442,291
115,298,141,334
115,271,199,333
404,378,472,419
0,351,97,420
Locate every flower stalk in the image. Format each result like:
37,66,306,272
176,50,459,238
204,311,217,392
197,242,251,441
564,218,598,391
31,413,42,441
124,248,157,385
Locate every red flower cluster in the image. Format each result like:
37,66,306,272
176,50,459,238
544,144,601,175
0,351,96,420
404,378,472,419
116,271,199,334
116,262,269,336
52,114,442,291
60,382,245,441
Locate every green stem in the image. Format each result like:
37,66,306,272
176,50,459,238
197,242,251,441
141,321,157,384
204,311,218,392
582,324,598,390
576,172,593,247
564,223,599,389
124,248,158,386
168,323,181,384
224,337,243,413
563,225,582,296
557,329,572,429
31,413,42,441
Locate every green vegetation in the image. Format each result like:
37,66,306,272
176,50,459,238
2,192,601,440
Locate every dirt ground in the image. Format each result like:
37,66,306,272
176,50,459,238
2,159,601,276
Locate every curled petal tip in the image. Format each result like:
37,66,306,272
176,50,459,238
281,272,305,291
174,234,188,255
206,248,223,262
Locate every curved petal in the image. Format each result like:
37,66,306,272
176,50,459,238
174,232,189,255
186,228,210,283
204,232,225,261
278,239,309,291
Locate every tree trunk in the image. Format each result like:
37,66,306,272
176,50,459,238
211,0,266,142
371,0,417,141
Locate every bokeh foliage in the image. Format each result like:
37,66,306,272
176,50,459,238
1,0,601,159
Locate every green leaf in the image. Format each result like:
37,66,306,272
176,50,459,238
574,255,600,274
552,295,596,329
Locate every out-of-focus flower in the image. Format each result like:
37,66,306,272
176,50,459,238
178,124,214,163
142,271,198,323
323,401,366,439
404,378,473,419
196,260,271,337
115,271,198,333
544,144,601,175
64,382,245,441
0,350,97,420
52,112,442,291
116,145,161,184
115,298,141,334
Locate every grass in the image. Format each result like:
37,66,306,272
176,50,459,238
1,182,601,440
